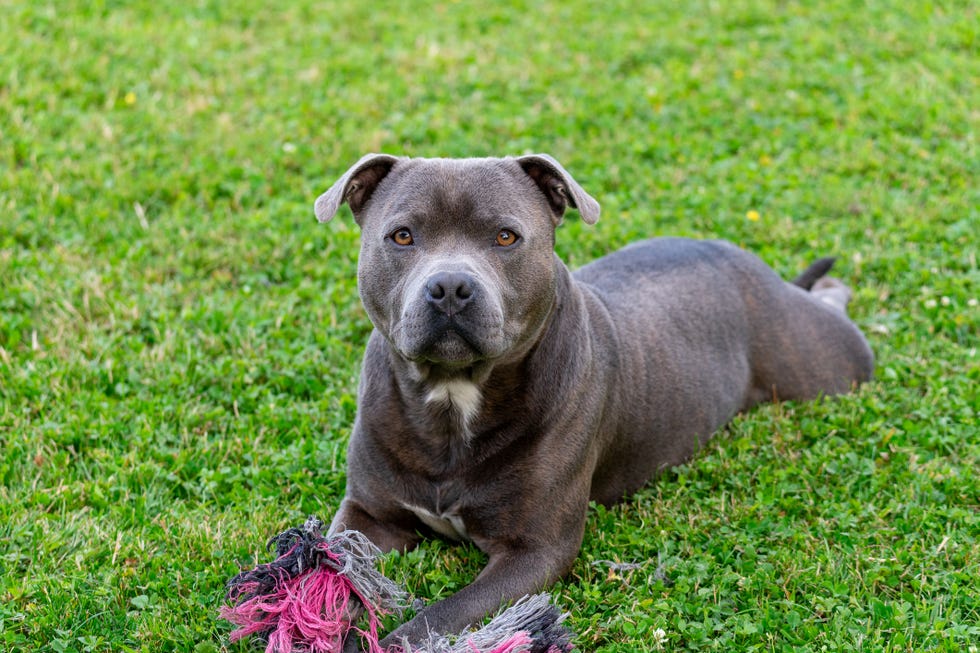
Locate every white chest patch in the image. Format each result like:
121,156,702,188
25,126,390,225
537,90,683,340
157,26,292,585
425,379,482,427
405,504,469,541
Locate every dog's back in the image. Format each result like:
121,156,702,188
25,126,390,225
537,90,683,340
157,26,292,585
575,238,873,504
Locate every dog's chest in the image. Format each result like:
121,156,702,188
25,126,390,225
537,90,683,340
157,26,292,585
401,481,470,541
404,503,469,541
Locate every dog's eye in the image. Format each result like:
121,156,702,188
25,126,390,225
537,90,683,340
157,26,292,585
391,228,414,246
495,229,519,247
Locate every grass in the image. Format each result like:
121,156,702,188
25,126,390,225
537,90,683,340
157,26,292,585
1,0,977,651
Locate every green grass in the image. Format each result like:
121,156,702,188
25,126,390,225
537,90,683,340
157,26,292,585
1,1,978,651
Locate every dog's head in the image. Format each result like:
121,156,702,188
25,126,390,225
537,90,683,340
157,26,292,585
315,154,599,378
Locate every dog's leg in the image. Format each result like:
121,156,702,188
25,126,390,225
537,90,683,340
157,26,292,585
745,273,873,406
810,276,853,313
329,499,421,553
330,499,423,653
378,542,580,648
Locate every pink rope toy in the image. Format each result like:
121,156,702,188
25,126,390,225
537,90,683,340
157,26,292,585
220,516,575,653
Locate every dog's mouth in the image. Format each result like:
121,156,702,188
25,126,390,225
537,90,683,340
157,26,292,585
393,314,503,368
425,338,480,369
415,324,484,364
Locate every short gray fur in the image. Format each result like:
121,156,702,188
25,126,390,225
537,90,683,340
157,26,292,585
315,154,874,648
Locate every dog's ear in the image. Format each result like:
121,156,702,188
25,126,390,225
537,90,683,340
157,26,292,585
314,154,400,224
515,154,600,225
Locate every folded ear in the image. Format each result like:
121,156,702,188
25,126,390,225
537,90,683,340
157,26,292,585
515,154,600,225
314,154,400,224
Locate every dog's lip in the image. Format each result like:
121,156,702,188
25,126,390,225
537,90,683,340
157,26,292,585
419,327,484,362
396,320,494,366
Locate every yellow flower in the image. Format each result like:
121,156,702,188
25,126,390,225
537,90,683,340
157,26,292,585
124,91,137,105
746,210,760,222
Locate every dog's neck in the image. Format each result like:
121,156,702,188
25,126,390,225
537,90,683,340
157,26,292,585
421,375,484,442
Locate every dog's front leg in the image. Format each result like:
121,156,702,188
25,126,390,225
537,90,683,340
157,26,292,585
378,542,580,648
329,498,421,553
330,498,423,653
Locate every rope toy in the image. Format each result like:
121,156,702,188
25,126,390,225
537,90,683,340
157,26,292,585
220,516,575,653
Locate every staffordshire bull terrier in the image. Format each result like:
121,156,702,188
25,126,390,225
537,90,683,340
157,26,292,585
313,153,874,647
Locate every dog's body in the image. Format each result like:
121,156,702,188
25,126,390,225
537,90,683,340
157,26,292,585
314,154,873,646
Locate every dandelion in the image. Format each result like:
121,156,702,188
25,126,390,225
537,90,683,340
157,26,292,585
124,91,137,105
759,154,772,166
746,210,760,222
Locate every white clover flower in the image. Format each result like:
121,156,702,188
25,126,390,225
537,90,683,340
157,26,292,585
652,627,668,650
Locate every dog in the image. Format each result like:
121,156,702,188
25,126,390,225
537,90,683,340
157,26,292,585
313,153,873,647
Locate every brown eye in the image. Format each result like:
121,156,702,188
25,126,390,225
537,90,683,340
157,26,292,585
392,228,414,246
495,229,518,247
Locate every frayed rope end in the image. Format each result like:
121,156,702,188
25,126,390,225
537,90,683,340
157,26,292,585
221,517,575,653
221,516,406,653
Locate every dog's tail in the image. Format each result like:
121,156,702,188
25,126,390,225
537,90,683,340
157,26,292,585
791,257,836,290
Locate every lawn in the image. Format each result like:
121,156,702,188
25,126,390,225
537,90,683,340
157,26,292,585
1,1,978,651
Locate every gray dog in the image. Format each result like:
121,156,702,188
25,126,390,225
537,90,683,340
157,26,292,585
314,153,873,647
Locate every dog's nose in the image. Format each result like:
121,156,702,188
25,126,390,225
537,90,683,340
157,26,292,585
425,271,475,315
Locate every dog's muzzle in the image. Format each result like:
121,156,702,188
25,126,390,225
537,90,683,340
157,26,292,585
393,269,504,366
